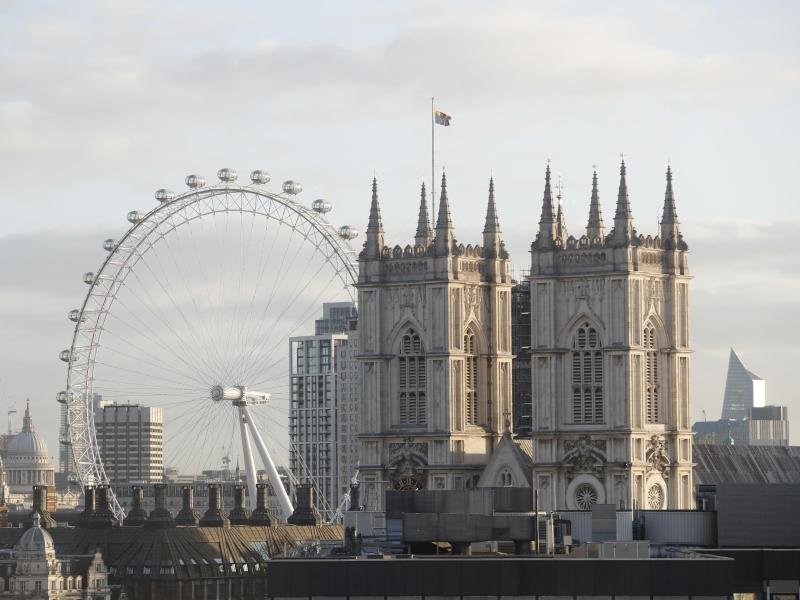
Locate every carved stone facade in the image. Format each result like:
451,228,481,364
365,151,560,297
357,176,513,510
529,163,693,511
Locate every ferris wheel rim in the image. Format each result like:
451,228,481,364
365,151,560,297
62,180,359,520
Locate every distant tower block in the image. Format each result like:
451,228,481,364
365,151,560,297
529,161,693,511
721,349,765,420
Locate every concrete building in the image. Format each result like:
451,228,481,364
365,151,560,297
721,348,765,420
93,403,163,484
334,318,360,510
289,302,357,520
356,176,513,510
529,163,693,511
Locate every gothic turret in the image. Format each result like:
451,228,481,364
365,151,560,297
415,181,433,247
660,165,682,248
555,174,568,243
535,164,557,249
483,177,503,255
586,169,605,240
364,177,384,258
433,171,454,255
610,159,634,245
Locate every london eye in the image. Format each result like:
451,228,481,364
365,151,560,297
58,168,359,521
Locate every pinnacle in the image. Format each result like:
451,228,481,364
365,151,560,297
483,176,501,234
435,170,452,230
367,176,383,233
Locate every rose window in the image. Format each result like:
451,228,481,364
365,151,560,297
647,484,665,509
574,484,598,510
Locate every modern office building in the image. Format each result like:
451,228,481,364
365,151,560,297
289,302,357,520
694,405,790,446
93,403,164,484
314,302,358,335
721,348,765,420
511,278,532,436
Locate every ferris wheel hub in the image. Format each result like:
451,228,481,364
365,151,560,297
210,385,269,406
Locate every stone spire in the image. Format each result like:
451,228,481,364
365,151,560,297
586,168,605,240
483,177,503,256
433,170,454,254
364,177,384,258
611,159,635,245
22,399,33,433
660,164,681,246
555,174,568,242
415,180,433,247
535,164,557,249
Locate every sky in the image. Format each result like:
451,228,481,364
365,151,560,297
1,0,799,459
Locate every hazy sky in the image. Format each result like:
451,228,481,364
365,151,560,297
1,0,799,456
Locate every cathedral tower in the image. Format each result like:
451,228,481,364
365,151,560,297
529,162,693,511
357,175,513,510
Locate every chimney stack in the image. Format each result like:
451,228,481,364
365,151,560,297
175,486,200,526
199,484,230,528
287,483,322,526
146,483,175,529
25,485,56,529
123,486,148,526
229,484,250,525
249,483,274,527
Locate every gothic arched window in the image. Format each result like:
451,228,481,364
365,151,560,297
464,329,479,425
644,324,660,423
571,323,604,424
398,329,426,425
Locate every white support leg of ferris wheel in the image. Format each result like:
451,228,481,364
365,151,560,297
241,403,294,519
238,407,258,510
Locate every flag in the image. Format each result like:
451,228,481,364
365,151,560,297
434,109,452,126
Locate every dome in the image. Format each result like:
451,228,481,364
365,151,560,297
6,400,50,459
15,513,55,560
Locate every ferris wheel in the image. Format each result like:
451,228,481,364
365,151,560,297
58,168,359,521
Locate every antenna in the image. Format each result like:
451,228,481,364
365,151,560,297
702,409,707,422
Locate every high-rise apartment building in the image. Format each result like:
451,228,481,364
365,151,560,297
289,302,357,520
94,403,164,484
335,318,361,508
721,349,766,420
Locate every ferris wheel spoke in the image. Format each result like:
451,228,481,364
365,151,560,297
96,335,208,388
100,326,210,388
105,304,211,385
135,237,226,381
238,258,337,379
167,403,223,474
177,212,232,382
124,263,220,381
151,218,228,382
240,267,342,383
234,219,311,376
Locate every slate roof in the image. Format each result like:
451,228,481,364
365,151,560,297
0,523,343,580
693,444,800,485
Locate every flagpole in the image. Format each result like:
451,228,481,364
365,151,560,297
431,96,435,231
